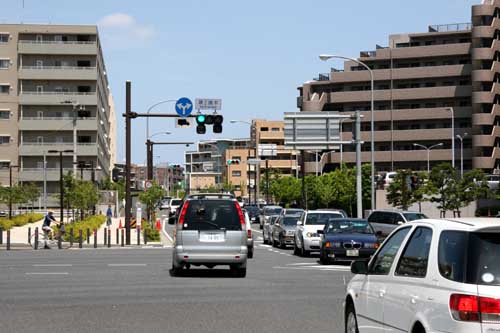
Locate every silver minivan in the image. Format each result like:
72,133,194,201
170,194,248,277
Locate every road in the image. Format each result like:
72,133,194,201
0,227,351,333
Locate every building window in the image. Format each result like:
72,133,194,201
0,34,9,43
0,161,10,168
271,128,280,132
232,156,241,161
0,110,10,119
0,85,9,94
232,170,241,177
0,136,10,145
260,127,269,131
0,59,9,69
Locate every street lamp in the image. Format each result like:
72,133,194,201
447,107,455,168
145,100,177,141
339,118,350,169
320,54,375,210
48,149,74,221
146,131,172,180
230,120,257,205
456,133,468,178
413,143,443,173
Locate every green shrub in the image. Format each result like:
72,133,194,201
142,222,160,242
54,215,105,242
0,213,44,230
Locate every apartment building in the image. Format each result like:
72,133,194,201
185,139,250,195
133,163,184,193
298,0,500,173
0,24,113,206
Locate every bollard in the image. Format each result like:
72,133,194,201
6,229,10,250
69,228,74,246
116,228,119,245
78,229,82,248
137,226,140,245
86,228,90,244
120,229,124,247
107,230,111,248
34,227,39,250
28,227,31,244
104,228,107,245
58,235,62,249
0,226,3,245
144,228,147,245
93,229,97,248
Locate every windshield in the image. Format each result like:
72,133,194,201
245,206,259,214
265,207,282,215
325,220,373,234
439,231,500,286
283,216,300,226
305,213,344,225
403,213,427,221
171,200,182,206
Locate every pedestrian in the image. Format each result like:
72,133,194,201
106,205,113,227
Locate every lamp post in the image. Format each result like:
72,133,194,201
320,54,375,210
145,100,176,142
146,131,171,180
339,118,349,169
230,120,257,204
448,107,455,168
48,149,74,221
456,133,468,178
413,143,443,173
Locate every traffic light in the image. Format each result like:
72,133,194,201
194,113,223,134
227,159,241,165
196,114,206,134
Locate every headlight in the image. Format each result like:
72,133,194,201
306,232,318,238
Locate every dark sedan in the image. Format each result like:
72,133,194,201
244,205,261,224
318,218,380,265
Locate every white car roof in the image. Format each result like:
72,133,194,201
409,218,500,232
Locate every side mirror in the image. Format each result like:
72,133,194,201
168,216,176,225
351,260,368,275
297,221,302,226
317,230,324,235
397,221,404,225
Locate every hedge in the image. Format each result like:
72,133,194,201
54,215,105,242
0,213,44,230
142,221,160,242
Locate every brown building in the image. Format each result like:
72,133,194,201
130,163,183,193
298,1,500,174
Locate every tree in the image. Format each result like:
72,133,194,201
451,169,489,217
428,163,460,217
138,182,165,222
386,169,414,210
72,180,100,217
20,183,41,211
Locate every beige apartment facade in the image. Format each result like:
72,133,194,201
298,1,500,174
0,24,113,206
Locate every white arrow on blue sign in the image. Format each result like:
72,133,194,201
175,97,193,117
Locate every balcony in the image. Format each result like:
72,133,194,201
19,92,97,105
327,149,470,164
19,168,94,182
19,143,98,156
18,40,97,55
19,117,97,131
19,66,97,80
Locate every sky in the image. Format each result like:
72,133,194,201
2,0,478,165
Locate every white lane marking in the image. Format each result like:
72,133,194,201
107,264,147,267
25,272,69,275
273,266,349,272
259,244,272,248
162,223,174,242
32,264,72,267
252,228,263,234
288,263,315,266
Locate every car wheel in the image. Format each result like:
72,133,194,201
301,244,309,257
170,264,183,277
248,247,254,259
319,252,329,265
345,302,359,333
279,236,285,249
259,224,263,230
293,241,300,255
230,265,246,278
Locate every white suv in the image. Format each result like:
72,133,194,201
345,218,499,333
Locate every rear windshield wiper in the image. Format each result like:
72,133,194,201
202,221,223,229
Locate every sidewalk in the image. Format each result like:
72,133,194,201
7,219,44,245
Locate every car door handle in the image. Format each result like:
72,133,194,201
410,295,419,304
379,290,386,297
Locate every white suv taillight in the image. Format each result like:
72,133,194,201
235,202,245,227
247,229,252,239
449,294,500,323
178,201,190,225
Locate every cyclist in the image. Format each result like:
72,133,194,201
42,211,62,249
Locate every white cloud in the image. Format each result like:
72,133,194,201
98,13,154,40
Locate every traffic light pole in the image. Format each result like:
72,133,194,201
125,81,132,245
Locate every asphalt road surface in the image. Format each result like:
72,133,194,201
0,228,352,333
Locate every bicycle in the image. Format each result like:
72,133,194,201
31,224,72,250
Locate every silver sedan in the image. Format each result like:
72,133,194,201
262,215,280,245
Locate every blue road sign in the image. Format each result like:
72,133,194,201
175,97,193,117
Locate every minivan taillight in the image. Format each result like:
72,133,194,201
247,229,252,239
450,294,500,323
235,202,245,227
178,201,190,225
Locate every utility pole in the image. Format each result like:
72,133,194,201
146,139,153,180
300,151,306,209
265,159,270,204
125,81,132,245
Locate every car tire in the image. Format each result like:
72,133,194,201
259,224,263,230
263,237,267,245
248,248,254,259
301,244,309,257
345,302,359,333
230,265,246,278
170,264,183,277
293,241,300,255
319,252,329,265
279,236,286,249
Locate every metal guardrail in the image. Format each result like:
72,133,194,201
18,40,96,45
21,66,97,70
428,23,472,32
21,117,96,120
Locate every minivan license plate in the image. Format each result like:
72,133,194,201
346,250,359,257
200,233,224,242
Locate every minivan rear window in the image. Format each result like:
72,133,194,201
439,230,500,285
183,200,241,231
